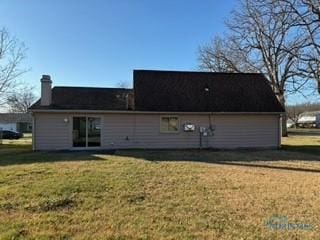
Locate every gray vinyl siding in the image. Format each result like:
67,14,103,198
103,114,280,149
34,113,71,150
33,113,280,150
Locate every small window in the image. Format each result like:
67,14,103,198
160,116,179,133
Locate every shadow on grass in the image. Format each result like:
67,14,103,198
0,143,107,167
1,143,320,173
115,146,320,173
201,161,320,173
281,144,320,156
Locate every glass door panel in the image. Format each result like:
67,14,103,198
87,117,101,147
73,117,86,147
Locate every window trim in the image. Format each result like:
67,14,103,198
159,116,180,133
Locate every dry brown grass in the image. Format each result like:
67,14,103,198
0,135,319,239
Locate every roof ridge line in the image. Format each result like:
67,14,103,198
133,69,264,75
53,86,133,90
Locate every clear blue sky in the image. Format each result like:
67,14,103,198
1,1,234,90
1,0,318,104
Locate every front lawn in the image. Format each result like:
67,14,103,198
0,136,319,239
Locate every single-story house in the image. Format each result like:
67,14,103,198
297,111,320,128
29,70,284,150
0,113,32,133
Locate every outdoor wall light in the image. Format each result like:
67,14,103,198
63,118,69,123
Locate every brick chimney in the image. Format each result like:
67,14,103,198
40,75,52,106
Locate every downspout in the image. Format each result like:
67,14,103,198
209,112,214,148
278,114,282,149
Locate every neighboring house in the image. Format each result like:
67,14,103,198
297,111,320,128
0,113,32,133
286,119,295,128
29,70,284,150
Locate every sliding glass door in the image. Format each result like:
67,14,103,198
87,117,101,147
73,117,101,148
73,117,86,147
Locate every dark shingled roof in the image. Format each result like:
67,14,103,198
29,87,132,110
30,70,284,112
134,70,284,112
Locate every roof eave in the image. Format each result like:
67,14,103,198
29,109,284,114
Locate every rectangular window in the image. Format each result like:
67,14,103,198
160,116,179,133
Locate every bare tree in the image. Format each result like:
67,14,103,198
6,86,36,113
286,106,301,127
278,0,320,93
0,28,27,106
117,81,130,88
199,36,259,72
199,0,313,136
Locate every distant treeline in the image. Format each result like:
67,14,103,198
286,102,320,124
